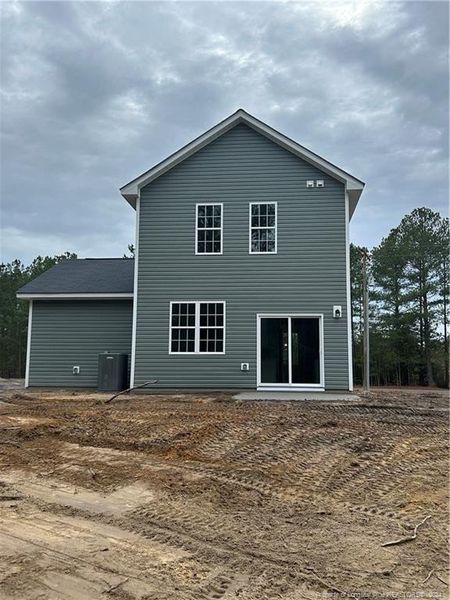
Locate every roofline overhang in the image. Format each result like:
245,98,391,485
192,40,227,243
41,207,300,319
16,293,134,300
120,109,365,218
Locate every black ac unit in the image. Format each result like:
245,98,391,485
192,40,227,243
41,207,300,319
97,352,128,392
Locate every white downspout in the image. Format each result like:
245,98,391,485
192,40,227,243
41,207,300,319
25,300,33,388
129,195,140,388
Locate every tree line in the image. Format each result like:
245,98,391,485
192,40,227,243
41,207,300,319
0,253,77,378
351,207,449,387
1,206,448,387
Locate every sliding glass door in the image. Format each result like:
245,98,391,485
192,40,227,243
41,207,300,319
260,318,289,384
291,318,321,384
259,315,322,387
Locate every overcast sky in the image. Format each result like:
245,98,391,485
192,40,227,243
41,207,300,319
1,1,448,264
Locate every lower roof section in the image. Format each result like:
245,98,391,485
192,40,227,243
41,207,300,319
16,258,134,299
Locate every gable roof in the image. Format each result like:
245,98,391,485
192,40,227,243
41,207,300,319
16,258,134,299
120,108,365,218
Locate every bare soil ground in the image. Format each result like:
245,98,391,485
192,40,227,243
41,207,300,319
0,388,448,599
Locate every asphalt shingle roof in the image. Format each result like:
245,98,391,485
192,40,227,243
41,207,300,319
17,258,134,295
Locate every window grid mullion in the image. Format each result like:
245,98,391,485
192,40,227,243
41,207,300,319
249,202,277,254
196,204,222,254
194,302,200,353
170,301,225,354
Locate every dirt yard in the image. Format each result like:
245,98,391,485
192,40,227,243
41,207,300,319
0,388,448,599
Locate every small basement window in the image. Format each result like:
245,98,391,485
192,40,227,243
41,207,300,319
170,301,225,354
196,203,223,254
249,202,277,254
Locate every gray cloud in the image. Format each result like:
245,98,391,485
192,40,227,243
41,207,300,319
1,0,448,263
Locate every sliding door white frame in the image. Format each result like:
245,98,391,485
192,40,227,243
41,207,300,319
256,313,325,391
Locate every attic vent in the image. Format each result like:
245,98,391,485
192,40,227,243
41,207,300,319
316,180,324,188
306,180,314,188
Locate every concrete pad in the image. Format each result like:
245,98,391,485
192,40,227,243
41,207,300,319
233,391,359,401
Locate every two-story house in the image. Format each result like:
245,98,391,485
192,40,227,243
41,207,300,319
17,110,364,392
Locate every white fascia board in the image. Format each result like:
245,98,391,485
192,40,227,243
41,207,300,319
120,109,365,215
16,293,133,300
242,112,364,188
120,111,242,208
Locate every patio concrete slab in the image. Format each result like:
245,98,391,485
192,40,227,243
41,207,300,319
233,391,359,402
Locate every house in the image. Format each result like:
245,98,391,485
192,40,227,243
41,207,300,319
17,109,364,392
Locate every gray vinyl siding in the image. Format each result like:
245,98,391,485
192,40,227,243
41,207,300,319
134,123,350,390
29,300,133,387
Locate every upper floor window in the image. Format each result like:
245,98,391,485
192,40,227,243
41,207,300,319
196,203,222,254
249,202,277,254
170,301,225,354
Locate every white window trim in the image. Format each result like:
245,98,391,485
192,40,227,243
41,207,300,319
169,300,226,355
195,203,223,255
256,313,325,390
249,202,278,254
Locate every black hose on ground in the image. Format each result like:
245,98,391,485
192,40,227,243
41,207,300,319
104,379,158,404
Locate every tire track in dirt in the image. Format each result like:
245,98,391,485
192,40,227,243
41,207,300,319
0,389,448,599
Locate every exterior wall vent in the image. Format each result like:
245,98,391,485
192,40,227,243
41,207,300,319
316,180,324,188
306,180,314,188
333,305,342,319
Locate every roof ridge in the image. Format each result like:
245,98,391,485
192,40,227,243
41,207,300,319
120,109,364,218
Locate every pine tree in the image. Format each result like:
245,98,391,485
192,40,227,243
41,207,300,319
371,228,415,384
350,244,367,384
397,208,444,386
437,217,450,387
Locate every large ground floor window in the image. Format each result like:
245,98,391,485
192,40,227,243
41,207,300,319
257,314,323,388
169,301,225,354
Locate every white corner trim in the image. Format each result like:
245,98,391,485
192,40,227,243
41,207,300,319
345,190,353,392
25,300,33,388
130,195,140,388
16,293,133,299
120,109,364,209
